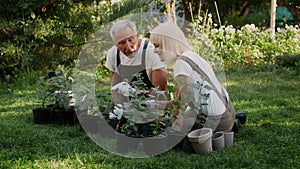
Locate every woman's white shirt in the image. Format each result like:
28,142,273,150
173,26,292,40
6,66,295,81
174,50,226,116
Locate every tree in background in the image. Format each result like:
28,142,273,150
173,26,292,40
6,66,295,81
1,0,299,81
0,0,146,79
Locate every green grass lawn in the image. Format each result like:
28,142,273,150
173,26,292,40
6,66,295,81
0,69,299,169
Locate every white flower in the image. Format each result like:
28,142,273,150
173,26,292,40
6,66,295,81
277,28,286,33
225,25,236,34
244,24,256,32
292,38,298,42
211,29,218,34
236,30,243,37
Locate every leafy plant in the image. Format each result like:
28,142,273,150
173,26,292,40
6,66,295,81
119,73,170,137
36,65,74,109
171,76,212,131
275,53,300,70
192,80,212,129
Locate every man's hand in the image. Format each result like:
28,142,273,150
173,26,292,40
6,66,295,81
109,106,123,120
141,100,155,109
111,81,136,96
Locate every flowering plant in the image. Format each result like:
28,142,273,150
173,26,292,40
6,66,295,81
188,12,300,70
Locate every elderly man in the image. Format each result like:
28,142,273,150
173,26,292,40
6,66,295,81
105,19,168,104
104,20,168,134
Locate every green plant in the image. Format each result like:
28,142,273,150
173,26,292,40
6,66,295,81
72,69,95,110
203,23,300,71
275,53,300,70
0,0,113,76
192,80,211,129
35,76,52,108
37,65,74,109
150,111,172,136
118,73,170,137
170,76,212,131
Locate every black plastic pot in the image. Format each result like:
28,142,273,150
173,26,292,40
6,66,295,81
46,104,57,122
32,107,52,124
54,107,77,126
137,122,154,137
236,112,247,124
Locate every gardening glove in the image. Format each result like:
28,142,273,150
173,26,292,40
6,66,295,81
141,100,169,111
109,106,123,120
111,82,136,96
141,100,155,108
108,112,117,119
141,100,158,113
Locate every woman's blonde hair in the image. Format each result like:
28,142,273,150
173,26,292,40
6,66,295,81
150,22,192,57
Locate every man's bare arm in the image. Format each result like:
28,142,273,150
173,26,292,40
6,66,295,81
110,70,118,86
151,68,168,90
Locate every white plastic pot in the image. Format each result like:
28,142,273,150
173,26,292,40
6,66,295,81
212,132,225,151
187,128,213,154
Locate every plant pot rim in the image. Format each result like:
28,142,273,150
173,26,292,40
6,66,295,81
188,128,212,138
187,128,212,143
212,132,224,140
33,107,50,110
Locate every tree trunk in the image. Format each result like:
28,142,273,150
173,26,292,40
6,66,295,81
270,0,277,40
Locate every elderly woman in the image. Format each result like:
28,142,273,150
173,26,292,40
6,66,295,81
150,22,235,133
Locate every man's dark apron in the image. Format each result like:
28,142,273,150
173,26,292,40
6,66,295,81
114,40,154,91
110,40,155,135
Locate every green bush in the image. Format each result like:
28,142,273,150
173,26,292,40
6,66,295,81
206,24,300,71
0,0,151,82
275,53,300,69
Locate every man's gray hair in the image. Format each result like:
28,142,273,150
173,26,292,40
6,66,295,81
109,20,137,42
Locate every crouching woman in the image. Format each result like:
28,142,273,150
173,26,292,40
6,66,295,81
150,22,236,133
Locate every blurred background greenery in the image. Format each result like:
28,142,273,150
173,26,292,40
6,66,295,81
0,0,299,83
